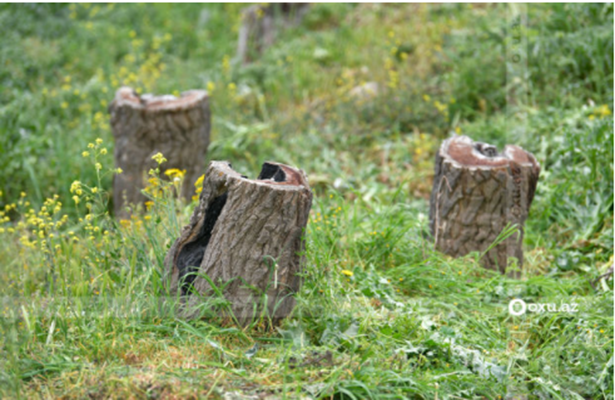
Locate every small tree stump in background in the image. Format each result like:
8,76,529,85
109,87,210,218
165,161,312,325
429,135,540,274
237,3,310,65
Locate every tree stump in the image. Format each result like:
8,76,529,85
429,135,540,274
164,161,312,325
236,3,310,65
109,87,211,218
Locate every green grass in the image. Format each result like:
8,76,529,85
0,3,613,399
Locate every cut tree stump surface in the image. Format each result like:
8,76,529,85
429,135,540,274
165,161,312,325
109,86,210,218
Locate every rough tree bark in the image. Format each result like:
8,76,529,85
237,3,310,65
109,87,210,218
164,161,312,325
429,135,540,275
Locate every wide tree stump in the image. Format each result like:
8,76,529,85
429,135,540,274
109,87,210,218
237,3,310,65
164,161,312,325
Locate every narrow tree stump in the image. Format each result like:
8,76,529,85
236,3,310,65
109,87,210,218
429,135,540,274
164,161,312,325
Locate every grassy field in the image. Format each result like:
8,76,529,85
0,3,613,399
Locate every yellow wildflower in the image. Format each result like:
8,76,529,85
341,270,354,277
164,168,185,179
70,180,82,194
599,104,611,118
152,152,167,165
194,174,205,189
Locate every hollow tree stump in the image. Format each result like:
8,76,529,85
164,161,312,325
109,87,210,218
429,135,540,274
